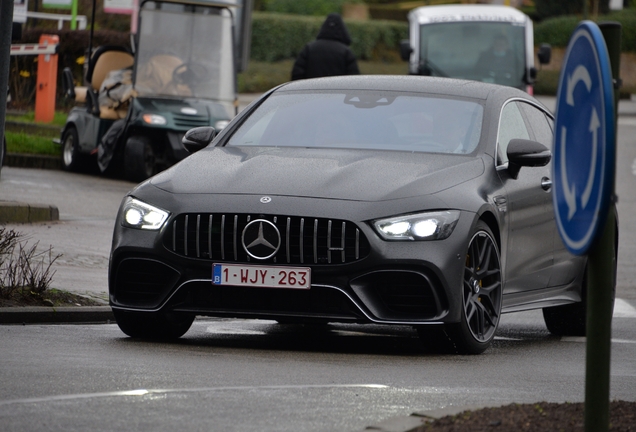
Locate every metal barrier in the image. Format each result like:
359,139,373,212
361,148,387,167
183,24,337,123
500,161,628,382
25,11,87,30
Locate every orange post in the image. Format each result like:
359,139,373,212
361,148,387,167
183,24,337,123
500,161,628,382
34,34,59,123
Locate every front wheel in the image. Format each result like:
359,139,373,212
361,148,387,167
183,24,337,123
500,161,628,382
124,135,156,182
112,309,194,340
61,126,85,172
446,221,503,354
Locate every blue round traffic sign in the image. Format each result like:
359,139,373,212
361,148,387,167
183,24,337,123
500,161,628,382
553,21,615,256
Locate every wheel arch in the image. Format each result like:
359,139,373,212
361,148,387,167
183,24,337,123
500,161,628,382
477,210,501,252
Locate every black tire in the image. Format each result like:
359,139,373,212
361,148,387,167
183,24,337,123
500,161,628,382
445,221,503,354
124,135,155,182
113,309,194,340
61,126,84,172
543,234,617,336
542,294,587,336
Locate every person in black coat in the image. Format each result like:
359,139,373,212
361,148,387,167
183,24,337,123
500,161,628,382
291,13,360,80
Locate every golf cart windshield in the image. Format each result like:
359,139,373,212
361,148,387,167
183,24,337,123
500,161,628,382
135,1,235,103
419,22,525,88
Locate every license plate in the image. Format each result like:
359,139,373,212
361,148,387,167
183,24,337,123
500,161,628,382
212,263,311,289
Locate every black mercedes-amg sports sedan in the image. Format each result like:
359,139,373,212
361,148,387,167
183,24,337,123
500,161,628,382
109,75,597,354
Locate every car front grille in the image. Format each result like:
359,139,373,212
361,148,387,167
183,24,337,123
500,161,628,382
172,113,209,128
164,213,370,265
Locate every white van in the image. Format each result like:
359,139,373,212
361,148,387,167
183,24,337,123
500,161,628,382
401,4,551,94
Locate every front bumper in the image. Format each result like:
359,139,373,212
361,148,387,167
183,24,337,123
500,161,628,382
109,209,473,326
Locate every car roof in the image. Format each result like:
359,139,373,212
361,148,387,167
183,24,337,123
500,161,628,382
276,75,524,102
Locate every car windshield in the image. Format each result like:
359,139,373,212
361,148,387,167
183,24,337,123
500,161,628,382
226,91,484,154
419,22,526,88
134,2,235,102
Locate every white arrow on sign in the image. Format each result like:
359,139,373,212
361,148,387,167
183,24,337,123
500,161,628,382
560,64,598,221
560,126,577,220
566,65,592,106
582,108,600,209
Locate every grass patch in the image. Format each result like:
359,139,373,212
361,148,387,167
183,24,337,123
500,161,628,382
5,111,68,127
4,131,59,156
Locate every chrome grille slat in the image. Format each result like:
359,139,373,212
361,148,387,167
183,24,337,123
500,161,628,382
184,215,189,256
208,215,213,260
233,215,238,261
327,220,332,264
196,215,201,258
313,219,318,264
221,215,226,260
167,213,370,265
286,217,291,264
300,218,305,264
341,221,346,263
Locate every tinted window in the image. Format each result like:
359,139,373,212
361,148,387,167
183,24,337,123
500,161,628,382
497,101,530,165
519,102,553,149
227,91,484,154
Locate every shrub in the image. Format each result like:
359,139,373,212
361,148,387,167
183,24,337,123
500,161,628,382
250,12,408,62
534,8,636,52
261,0,352,16
0,227,61,300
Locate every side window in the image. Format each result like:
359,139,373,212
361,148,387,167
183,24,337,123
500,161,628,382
497,101,530,165
519,102,554,150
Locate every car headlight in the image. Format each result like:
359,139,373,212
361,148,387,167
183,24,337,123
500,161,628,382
122,197,170,230
373,210,460,241
142,114,167,125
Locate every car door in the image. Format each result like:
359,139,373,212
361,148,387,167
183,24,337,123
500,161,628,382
497,100,554,294
519,103,581,287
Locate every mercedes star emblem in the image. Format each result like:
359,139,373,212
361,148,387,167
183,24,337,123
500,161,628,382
260,196,272,203
242,219,281,260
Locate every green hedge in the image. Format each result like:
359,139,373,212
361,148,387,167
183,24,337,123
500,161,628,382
250,12,408,62
534,8,636,52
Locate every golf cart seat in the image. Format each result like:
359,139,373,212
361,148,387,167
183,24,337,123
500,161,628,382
85,46,134,119
136,54,192,97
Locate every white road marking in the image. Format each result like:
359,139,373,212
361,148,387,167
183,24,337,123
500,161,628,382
632,158,636,176
562,336,636,344
614,298,636,318
0,384,389,407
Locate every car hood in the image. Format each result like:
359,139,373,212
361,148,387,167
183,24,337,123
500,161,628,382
150,146,485,202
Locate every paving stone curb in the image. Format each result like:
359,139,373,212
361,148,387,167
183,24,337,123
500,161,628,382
0,201,59,223
0,306,114,324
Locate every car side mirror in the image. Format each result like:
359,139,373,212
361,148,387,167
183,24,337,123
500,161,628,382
182,126,216,153
507,139,551,180
400,40,413,62
537,43,552,65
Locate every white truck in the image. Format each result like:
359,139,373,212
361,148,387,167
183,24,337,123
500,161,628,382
401,4,551,94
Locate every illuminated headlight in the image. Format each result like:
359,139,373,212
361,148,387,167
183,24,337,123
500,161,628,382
122,197,170,230
373,210,460,241
142,114,167,125
214,120,229,130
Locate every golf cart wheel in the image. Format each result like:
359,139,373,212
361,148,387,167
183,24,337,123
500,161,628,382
113,309,194,340
124,135,156,182
61,126,84,172
446,221,503,354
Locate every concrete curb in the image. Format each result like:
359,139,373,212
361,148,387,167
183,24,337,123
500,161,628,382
359,404,502,432
0,201,59,223
4,153,62,170
0,306,114,324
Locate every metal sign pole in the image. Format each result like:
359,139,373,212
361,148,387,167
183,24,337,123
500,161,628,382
584,21,621,432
